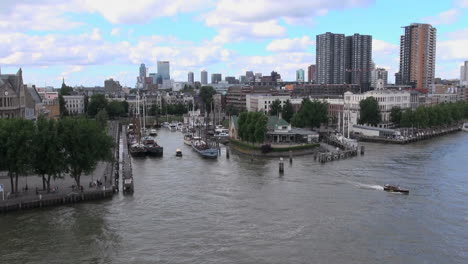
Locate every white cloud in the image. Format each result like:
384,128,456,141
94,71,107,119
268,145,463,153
455,0,468,8
110,28,121,36
421,9,461,25
77,0,214,24
61,65,84,77
373,39,398,55
266,36,315,52
205,0,374,42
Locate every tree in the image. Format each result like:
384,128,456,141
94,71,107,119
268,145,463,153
32,118,65,192
106,101,125,119
237,112,268,143
390,106,402,126
291,99,328,128
0,119,34,193
59,94,68,117
87,94,108,117
122,101,129,114
254,114,268,143
269,99,282,116
359,97,381,126
95,109,109,129
61,118,113,189
282,100,294,123
149,104,160,116
199,86,216,113
60,82,73,96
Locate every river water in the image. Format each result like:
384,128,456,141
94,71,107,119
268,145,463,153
1,129,467,264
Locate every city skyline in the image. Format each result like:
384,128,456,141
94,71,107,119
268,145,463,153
0,0,467,87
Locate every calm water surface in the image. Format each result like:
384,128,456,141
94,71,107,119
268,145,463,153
1,129,467,264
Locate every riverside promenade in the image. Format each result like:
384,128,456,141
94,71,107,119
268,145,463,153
0,121,123,213
355,124,462,144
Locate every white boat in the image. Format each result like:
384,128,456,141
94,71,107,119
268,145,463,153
462,123,468,132
183,134,193,146
149,129,158,137
169,123,177,131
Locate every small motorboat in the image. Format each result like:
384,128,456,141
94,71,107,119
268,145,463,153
176,149,183,157
384,184,409,194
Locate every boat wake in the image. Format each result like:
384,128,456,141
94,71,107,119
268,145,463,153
352,182,384,191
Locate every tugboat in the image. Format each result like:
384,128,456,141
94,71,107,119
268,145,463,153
384,184,409,194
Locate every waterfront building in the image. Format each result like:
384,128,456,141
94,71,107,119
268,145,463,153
226,86,289,112
296,69,305,83
397,23,437,91
345,33,373,91
229,116,319,144
0,68,29,119
371,68,388,88
211,73,222,84
308,64,316,83
201,70,208,85
344,89,412,129
188,72,194,84
316,32,346,84
63,95,85,115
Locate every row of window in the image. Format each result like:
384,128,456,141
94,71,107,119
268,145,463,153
0,97,16,108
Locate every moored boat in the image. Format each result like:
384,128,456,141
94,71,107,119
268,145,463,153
149,129,158,137
462,123,468,132
183,134,193,146
129,143,147,157
192,139,218,159
384,184,409,194
142,136,163,156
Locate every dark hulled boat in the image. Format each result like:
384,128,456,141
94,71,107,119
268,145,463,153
142,136,164,156
384,185,409,194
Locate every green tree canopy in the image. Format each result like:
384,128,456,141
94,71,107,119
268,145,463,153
358,97,381,126
0,119,34,193
282,100,294,123
88,94,108,117
106,101,125,119
199,86,216,113
291,99,328,128
237,112,268,143
390,106,402,126
269,99,282,116
33,118,65,191
61,117,114,188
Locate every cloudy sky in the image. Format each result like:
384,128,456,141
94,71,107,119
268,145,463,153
1,0,467,87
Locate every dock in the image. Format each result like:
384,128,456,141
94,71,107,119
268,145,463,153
318,135,359,163
355,125,462,144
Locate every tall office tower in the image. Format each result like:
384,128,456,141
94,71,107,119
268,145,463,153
211,73,222,84
239,75,247,83
345,33,372,90
188,72,194,84
398,23,437,91
316,32,345,84
139,63,146,78
246,71,254,82
460,61,468,85
157,61,170,80
296,69,305,82
307,64,316,83
371,68,388,88
201,70,208,85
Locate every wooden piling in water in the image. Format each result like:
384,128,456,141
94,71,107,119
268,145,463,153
279,158,284,174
